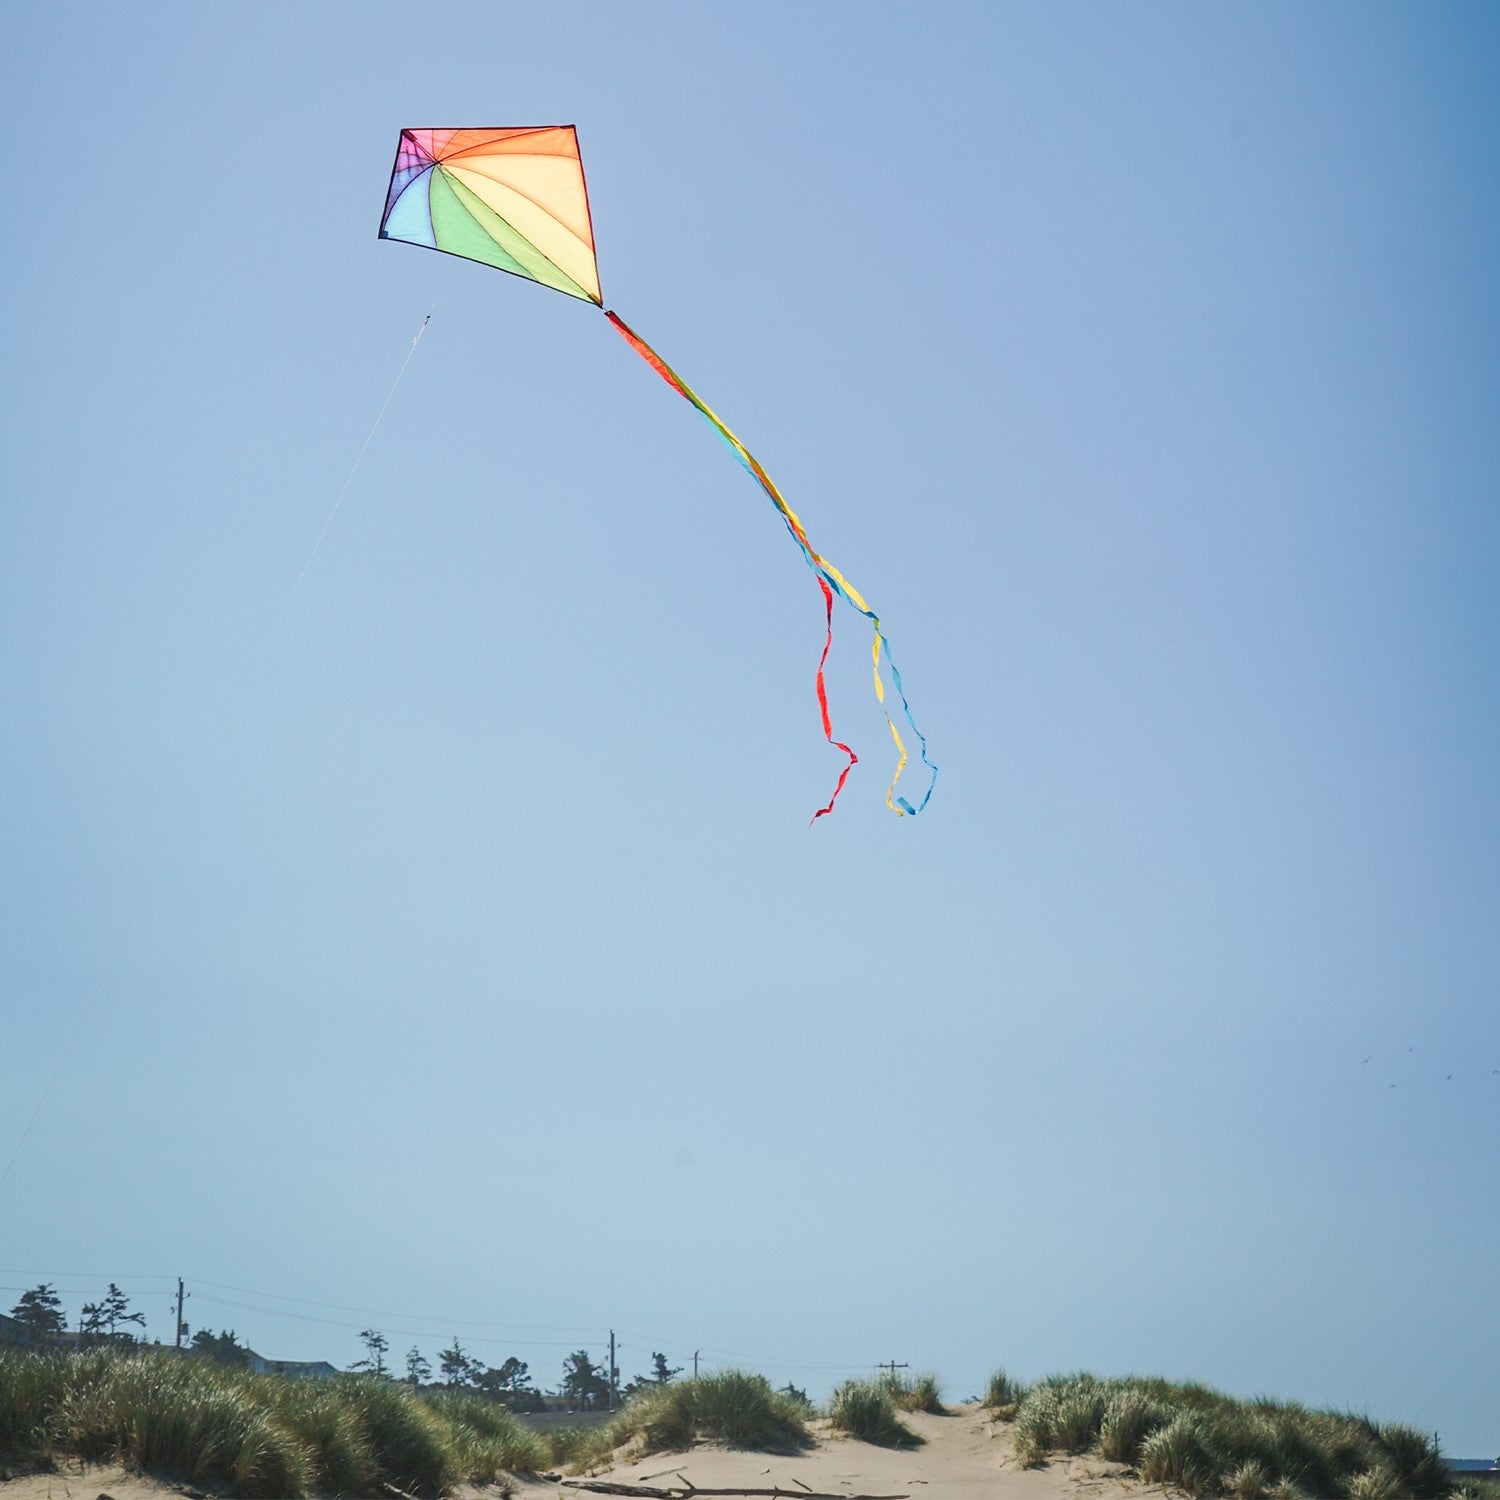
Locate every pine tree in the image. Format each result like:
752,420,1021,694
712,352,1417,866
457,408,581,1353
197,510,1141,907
406,1346,432,1387
7,1284,65,1343
439,1337,477,1389
352,1328,390,1376
81,1283,145,1343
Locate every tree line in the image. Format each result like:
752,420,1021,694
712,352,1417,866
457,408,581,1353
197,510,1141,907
7,1281,144,1344
7,1283,681,1411
351,1327,680,1409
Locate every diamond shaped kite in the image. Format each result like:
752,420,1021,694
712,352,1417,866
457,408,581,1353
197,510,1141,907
380,125,935,822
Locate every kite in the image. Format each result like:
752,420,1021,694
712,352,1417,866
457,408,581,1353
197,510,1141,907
379,126,936,821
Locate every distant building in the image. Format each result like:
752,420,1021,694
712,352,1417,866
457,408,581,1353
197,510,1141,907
243,1350,337,1379
1450,1459,1500,1492
0,1313,74,1349
1,1321,333,1380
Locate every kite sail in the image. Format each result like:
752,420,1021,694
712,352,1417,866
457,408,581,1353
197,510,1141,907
379,125,936,820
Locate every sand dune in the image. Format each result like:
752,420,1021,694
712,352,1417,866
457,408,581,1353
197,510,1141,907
1,1405,1145,1500
514,1406,1143,1500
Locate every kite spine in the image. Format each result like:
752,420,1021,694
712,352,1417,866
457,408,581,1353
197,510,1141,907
605,310,937,819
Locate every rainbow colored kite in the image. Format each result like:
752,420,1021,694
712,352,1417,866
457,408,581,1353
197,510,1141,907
379,126,936,821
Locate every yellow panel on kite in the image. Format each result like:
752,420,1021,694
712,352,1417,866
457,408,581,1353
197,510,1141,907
379,126,602,305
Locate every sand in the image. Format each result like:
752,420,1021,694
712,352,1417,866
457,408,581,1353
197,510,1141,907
1,1406,1146,1500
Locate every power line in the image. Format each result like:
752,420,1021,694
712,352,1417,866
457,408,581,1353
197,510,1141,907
190,1294,594,1350
189,1277,603,1335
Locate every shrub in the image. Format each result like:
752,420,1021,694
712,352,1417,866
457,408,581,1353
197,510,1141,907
828,1380,921,1448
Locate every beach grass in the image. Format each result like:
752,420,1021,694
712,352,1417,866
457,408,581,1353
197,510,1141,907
827,1378,922,1448
603,1369,812,1460
883,1371,946,1415
0,1345,550,1496
1,1345,1460,1499
982,1366,1028,1415
994,1370,1453,1500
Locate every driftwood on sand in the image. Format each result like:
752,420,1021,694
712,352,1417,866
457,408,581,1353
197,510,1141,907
559,1479,909,1500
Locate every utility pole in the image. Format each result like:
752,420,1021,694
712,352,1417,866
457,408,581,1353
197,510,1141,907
608,1330,618,1412
174,1278,189,1349
878,1360,908,1383
693,1350,700,1381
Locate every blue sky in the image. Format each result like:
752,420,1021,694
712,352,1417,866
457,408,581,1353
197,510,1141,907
3,0,1497,1455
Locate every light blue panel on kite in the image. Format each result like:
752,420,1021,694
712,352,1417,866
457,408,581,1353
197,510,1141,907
381,169,437,246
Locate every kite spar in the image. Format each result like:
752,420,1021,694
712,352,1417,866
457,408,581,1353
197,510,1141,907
379,126,936,820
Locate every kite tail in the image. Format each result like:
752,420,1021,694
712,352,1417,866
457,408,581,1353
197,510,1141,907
875,623,938,816
605,308,936,818
810,575,859,825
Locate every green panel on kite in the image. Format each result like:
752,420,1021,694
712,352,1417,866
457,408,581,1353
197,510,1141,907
439,170,594,303
427,169,538,281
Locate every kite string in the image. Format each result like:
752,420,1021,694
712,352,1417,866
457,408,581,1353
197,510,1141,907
604,309,936,817
0,309,433,1196
262,310,431,657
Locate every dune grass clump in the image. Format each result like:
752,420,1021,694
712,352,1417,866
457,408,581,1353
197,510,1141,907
1226,1459,1272,1499
1013,1383,1063,1465
1236,1409,1346,1496
0,1349,73,1457
1138,1412,1226,1497
829,1379,922,1449
52,1349,316,1497
425,1391,545,1482
1099,1387,1172,1464
1375,1423,1453,1500
1349,1469,1406,1500
1053,1378,1109,1452
269,1379,380,1495
608,1370,811,1459
346,1378,459,1497
884,1372,946,1415
0,1345,575,1497
987,1366,1452,1500
983,1367,1028,1415
543,1422,618,1473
